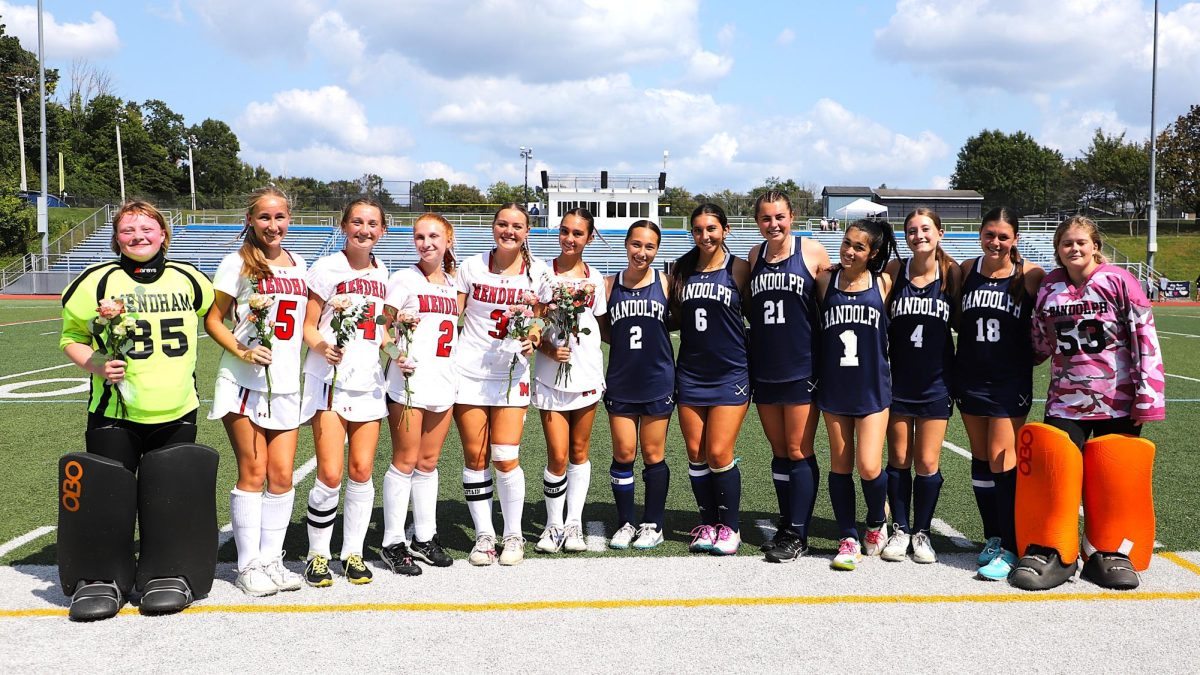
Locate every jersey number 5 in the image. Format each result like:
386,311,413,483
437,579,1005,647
274,299,298,341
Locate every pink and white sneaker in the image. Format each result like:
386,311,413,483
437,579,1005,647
689,524,717,553
863,524,888,557
711,525,741,556
831,537,862,571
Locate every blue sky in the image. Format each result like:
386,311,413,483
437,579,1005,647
4,1,1199,194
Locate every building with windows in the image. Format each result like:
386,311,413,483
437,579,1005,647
873,188,984,221
821,186,874,219
543,171,665,229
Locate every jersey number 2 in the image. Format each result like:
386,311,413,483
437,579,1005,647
436,320,454,357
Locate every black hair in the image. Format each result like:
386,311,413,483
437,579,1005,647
980,206,1025,304
843,218,899,275
669,203,729,315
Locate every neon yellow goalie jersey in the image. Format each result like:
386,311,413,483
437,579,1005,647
60,259,215,424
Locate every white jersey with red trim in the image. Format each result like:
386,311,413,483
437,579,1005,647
534,261,607,392
303,252,390,392
455,251,552,381
384,265,460,406
212,250,309,394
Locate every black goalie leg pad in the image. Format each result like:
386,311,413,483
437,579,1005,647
135,443,220,600
57,453,136,598
85,427,143,473
144,421,197,453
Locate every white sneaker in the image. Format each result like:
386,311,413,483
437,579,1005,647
880,524,911,562
863,524,888,557
609,523,636,550
831,537,862,571
499,535,526,566
632,523,664,550
535,525,565,553
235,560,278,597
468,534,497,567
711,525,740,556
263,554,302,591
689,524,717,553
562,522,587,553
911,532,937,564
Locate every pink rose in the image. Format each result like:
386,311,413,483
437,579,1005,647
97,298,125,320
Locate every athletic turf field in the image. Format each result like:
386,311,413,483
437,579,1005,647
1,297,1199,671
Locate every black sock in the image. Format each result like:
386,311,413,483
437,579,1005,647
711,463,742,531
609,460,635,527
971,459,998,540
829,472,858,540
770,456,791,526
885,464,913,532
688,462,718,526
912,471,944,534
641,460,669,532
861,472,888,529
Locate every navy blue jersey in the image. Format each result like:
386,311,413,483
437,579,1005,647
676,254,748,387
818,269,890,416
606,270,674,403
888,259,954,403
954,258,1033,395
747,237,819,384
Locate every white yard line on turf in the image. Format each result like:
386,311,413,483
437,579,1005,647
941,440,971,459
930,519,974,549
218,456,318,547
1159,331,1200,338
0,363,73,381
585,521,608,552
0,317,59,327
756,519,777,541
1167,372,1200,383
0,526,56,558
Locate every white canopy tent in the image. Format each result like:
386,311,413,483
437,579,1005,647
835,198,888,219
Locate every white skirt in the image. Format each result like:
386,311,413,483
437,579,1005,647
300,373,387,424
386,388,453,414
455,372,530,408
533,380,603,412
209,376,301,430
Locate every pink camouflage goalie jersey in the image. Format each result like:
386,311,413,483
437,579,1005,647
1031,264,1165,422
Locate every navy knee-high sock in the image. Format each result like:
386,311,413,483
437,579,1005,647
971,459,998,540
609,460,635,527
829,472,858,540
788,457,818,543
912,471,944,534
770,457,791,525
641,460,669,531
712,463,742,531
860,473,888,529
885,464,913,532
805,456,820,532
688,461,718,526
994,468,1018,553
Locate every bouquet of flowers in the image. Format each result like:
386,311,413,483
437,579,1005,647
89,298,139,418
327,294,374,407
503,291,543,402
246,278,276,415
544,281,596,387
382,311,421,427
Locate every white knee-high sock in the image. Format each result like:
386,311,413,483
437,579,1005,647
543,467,566,528
382,465,413,547
259,488,294,563
411,468,439,542
565,460,591,526
496,466,526,538
230,488,262,572
306,478,340,559
339,477,375,559
463,467,495,538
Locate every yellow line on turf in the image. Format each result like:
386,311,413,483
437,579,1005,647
5,590,1200,618
1161,552,1200,577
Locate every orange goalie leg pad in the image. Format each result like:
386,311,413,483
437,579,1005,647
1015,423,1082,565
1083,434,1156,572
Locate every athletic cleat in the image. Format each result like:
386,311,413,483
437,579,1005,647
633,523,665,550
1010,544,1077,591
831,537,862,571
468,534,497,567
341,554,374,585
563,523,587,553
68,580,122,622
1081,551,1139,591
863,524,888,557
977,549,1017,581
235,560,279,597
264,553,302,592
910,532,937,564
689,525,717,553
304,554,334,587
711,525,740,556
535,525,566,554
609,523,637,550
410,536,454,567
381,543,423,577
499,535,526,566
978,536,1003,567
880,524,912,562
764,530,809,563
138,577,193,615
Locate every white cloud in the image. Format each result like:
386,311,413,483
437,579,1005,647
684,49,734,81
776,28,795,45
930,175,951,190
146,1,184,23
242,144,472,184
1,2,120,58
236,85,411,156
306,11,366,77
717,23,736,48
698,132,739,164
190,0,322,60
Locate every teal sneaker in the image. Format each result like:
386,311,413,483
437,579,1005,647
978,549,1017,581
977,537,1003,567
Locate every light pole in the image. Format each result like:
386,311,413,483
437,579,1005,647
1147,0,1160,274
188,135,198,211
36,0,48,262
519,146,533,208
115,116,126,204
12,78,31,192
